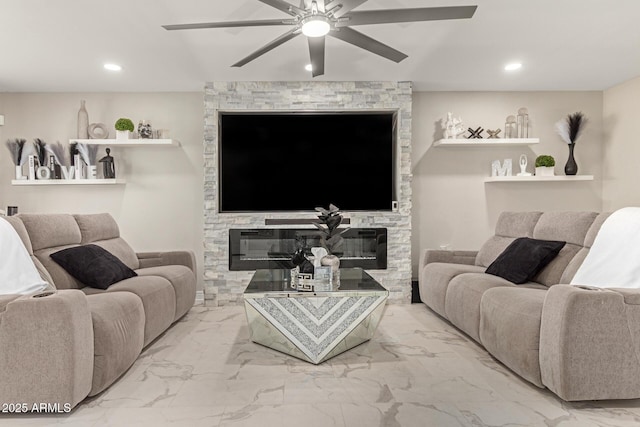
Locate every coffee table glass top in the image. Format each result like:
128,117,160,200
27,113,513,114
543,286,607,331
244,268,387,296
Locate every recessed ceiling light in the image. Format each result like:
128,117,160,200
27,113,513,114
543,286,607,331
305,64,313,72
104,63,122,71
504,62,522,71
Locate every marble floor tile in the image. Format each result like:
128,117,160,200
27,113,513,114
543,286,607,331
13,303,640,426
341,402,471,427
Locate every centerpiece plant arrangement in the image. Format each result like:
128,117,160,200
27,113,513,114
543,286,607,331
535,155,555,177
115,118,135,140
314,204,350,271
555,112,587,175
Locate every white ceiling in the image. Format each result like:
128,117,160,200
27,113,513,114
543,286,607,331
1,0,639,92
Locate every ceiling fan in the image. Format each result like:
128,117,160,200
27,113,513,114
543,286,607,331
163,0,477,77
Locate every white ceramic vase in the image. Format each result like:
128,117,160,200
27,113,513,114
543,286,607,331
535,166,555,177
116,130,130,141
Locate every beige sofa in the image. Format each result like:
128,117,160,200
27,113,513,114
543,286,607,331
419,211,640,401
0,213,196,409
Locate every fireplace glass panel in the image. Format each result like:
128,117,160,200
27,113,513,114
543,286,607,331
229,228,387,271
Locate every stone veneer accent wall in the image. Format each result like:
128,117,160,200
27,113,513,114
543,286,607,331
204,81,412,306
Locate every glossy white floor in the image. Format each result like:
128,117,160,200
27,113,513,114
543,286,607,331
5,304,640,426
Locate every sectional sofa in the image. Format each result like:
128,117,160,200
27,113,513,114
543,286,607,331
0,213,196,409
419,211,640,401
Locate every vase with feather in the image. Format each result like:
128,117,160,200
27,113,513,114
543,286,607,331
565,143,578,175
5,139,29,180
555,112,586,176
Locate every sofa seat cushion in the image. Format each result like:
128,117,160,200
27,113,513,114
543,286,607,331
136,266,196,321
419,263,486,318
86,292,145,396
105,276,176,346
444,273,544,342
480,287,548,387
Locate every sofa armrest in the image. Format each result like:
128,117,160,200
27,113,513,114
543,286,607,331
0,290,94,409
539,285,640,401
419,249,477,271
137,250,196,273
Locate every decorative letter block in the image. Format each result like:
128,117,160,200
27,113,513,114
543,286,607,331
491,159,513,177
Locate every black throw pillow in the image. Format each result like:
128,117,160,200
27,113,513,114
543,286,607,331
485,237,566,284
50,244,137,290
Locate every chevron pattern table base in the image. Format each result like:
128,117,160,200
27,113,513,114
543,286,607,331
243,268,388,364
245,295,386,364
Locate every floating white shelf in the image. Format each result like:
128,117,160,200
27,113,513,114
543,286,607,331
69,139,180,147
11,179,126,186
484,175,594,183
434,138,539,147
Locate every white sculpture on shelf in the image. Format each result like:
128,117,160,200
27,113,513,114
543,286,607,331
491,159,513,177
311,247,328,268
517,154,532,176
442,112,465,139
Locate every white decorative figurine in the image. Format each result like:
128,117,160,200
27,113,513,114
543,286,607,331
517,154,532,176
311,247,328,269
442,112,465,139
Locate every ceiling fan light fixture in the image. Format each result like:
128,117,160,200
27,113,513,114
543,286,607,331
504,62,522,71
305,64,313,71
301,16,330,37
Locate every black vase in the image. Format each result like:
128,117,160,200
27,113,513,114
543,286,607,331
564,143,578,176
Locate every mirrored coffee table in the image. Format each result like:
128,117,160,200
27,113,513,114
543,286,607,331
243,268,388,364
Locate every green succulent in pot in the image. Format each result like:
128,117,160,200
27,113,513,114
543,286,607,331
114,118,135,132
535,155,555,168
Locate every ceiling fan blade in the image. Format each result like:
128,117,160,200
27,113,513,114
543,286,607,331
162,19,296,31
325,0,368,18
330,27,407,63
308,37,325,77
232,28,301,67
336,5,477,27
258,0,305,16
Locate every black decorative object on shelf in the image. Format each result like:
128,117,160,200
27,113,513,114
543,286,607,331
99,148,116,178
291,247,307,266
556,112,587,176
467,127,484,139
565,144,578,175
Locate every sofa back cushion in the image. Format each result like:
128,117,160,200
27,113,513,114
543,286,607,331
19,214,82,289
74,214,139,270
18,213,139,289
559,212,611,284
476,212,542,267
530,212,598,287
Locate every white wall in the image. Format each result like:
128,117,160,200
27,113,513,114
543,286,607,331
602,75,640,211
0,89,610,285
412,91,604,278
0,92,204,290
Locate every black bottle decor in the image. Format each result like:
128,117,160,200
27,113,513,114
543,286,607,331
564,143,578,175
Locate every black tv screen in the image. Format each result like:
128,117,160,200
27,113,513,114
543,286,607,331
219,112,396,212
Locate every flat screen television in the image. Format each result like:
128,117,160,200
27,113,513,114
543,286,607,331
218,111,396,212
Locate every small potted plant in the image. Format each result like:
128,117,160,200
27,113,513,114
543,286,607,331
114,118,135,141
535,155,555,177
